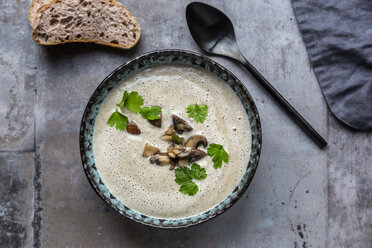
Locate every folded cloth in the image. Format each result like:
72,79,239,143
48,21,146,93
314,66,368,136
292,0,372,130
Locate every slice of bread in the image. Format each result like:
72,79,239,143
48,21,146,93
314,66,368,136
29,0,50,28
32,0,141,49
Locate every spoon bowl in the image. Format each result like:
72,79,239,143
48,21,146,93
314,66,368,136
186,2,242,60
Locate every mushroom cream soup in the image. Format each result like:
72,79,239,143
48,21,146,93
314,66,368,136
93,64,251,219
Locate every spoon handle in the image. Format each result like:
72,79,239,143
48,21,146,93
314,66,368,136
241,58,327,149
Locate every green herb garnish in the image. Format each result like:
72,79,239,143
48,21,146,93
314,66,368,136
179,182,198,196
175,167,192,185
140,106,162,120
207,143,229,169
117,91,144,113
174,163,207,196
188,163,207,180
187,104,208,123
172,134,184,144
107,110,129,131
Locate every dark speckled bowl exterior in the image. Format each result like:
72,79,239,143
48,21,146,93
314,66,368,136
79,50,262,228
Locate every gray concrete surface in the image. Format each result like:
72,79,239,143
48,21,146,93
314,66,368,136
0,152,34,247
0,0,371,247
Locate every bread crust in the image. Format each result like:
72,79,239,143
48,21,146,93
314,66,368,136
29,0,37,26
28,0,36,26
31,0,141,50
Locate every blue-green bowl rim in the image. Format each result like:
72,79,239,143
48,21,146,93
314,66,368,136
79,49,262,228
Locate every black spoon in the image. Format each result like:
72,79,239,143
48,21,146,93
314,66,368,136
186,2,327,149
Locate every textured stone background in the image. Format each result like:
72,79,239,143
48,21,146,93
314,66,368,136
0,0,371,247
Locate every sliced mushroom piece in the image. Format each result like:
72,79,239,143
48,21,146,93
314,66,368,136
173,149,182,155
149,155,170,165
154,155,171,166
169,159,176,170
149,156,156,164
168,152,176,159
178,147,192,156
185,135,208,149
161,135,173,142
178,149,193,159
178,158,188,167
159,151,168,156
149,113,162,128
164,126,175,135
168,145,183,155
175,144,183,150
188,149,207,163
126,121,141,135
172,114,193,134
167,146,175,154
142,143,160,157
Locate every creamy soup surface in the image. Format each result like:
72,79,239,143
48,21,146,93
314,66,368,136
93,64,251,219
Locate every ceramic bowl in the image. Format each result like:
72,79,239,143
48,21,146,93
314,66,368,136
79,50,262,228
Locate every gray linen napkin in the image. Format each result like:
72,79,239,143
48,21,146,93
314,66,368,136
291,0,372,130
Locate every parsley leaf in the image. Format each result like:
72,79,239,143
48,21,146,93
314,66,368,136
107,110,129,131
207,143,229,169
117,91,144,113
187,104,208,123
172,134,184,144
117,91,129,109
179,182,198,196
189,163,207,180
175,168,192,185
175,164,207,196
140,106,162,120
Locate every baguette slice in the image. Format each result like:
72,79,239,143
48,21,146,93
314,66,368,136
32,0,141,49
29,0,50,28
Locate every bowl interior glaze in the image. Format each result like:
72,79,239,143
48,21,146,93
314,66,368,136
79,50,262,228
